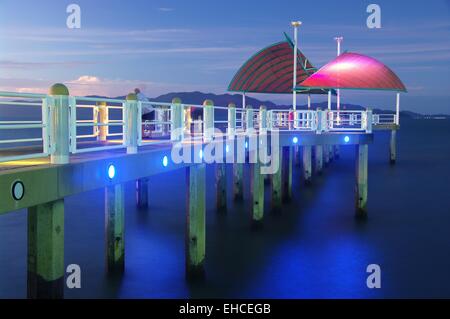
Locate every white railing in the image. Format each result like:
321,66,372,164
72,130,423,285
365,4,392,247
373,113,397,125
0,92,51,163
138,101,173,145
328,111,366,131
69,96,127,154
0,88,382,164
268,110,317,131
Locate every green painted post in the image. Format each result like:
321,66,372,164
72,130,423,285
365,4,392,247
49,83,70,164
186,164,206,278
390,130,397,164
203,99,214,142
27,199,64,299
171,97,183,141
125,93,138,154
233,163,244,201
356,144,369,218
228,103,236,139
136,178,149,209
250,158,264,225
216,163,227,212
271,147,282,213
105,184,125,274
282,146,292,202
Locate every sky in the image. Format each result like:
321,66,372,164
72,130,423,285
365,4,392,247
0,0,449,114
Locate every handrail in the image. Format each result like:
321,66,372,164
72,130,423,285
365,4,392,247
0,93,50,163
0,88,382,164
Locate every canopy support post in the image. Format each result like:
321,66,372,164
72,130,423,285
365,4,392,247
396,93,400,126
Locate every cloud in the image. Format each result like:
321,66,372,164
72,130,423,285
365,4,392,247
158,8,174,12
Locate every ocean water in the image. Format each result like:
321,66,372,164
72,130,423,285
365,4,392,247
1,118,450,299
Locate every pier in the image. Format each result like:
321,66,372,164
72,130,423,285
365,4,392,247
0,83,397,298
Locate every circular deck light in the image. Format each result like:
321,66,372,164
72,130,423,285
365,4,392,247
162,156,168,167
293,137,298,144
344,136,350,143
107,164,116,179
11,180,25,201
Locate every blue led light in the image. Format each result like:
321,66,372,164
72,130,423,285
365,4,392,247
226,145,230,153
344,136,350,143
199,149,203,159
293,137,298,144
162,156,168,167
245,141,248,149
107,164,116,179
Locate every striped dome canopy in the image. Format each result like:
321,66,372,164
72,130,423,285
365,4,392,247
297,52,407,92
228,34,328,94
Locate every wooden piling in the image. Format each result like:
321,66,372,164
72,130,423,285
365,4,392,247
27,199,64,299
355,144,369,218
105,184,125,274
314,145,323,175
334,145,340,159
271,147,282,213
323,145,330,167
282,146,292,202
136,178,149,209
216,163,227,212
250,160,264,225
186,164,206,278
390,130,397,164
302,146,312,185
233,163,244,201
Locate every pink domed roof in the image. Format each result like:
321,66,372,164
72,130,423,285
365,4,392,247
298,52,406,92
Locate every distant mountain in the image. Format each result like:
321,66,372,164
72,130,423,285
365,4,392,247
3,92,448,120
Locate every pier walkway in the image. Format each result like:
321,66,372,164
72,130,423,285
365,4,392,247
0,85,398,298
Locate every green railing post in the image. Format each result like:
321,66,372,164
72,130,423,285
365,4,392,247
203,99,214,142
49,83,70,164
125,93,138,154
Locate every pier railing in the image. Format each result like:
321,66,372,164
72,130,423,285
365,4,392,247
0,92,51,163
69,96,128,153
0,86,394,164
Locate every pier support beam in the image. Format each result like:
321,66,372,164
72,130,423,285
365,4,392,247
328,145,334,163
233,163,244,201
186,164,206,278
314,145,323,175
105,184,125,274
136,178,149,209
334,145,340,160
27,199,64,299
250,160,264,225
390,130,397,165
323,145,330,167
282,146,292,202
216,163,227,212
302,146,312,185
355,145,369,218
271,148,282,213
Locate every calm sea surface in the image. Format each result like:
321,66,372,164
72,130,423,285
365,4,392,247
1,118,450,298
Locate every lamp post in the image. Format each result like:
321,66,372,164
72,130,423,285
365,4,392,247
334,36,343,113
